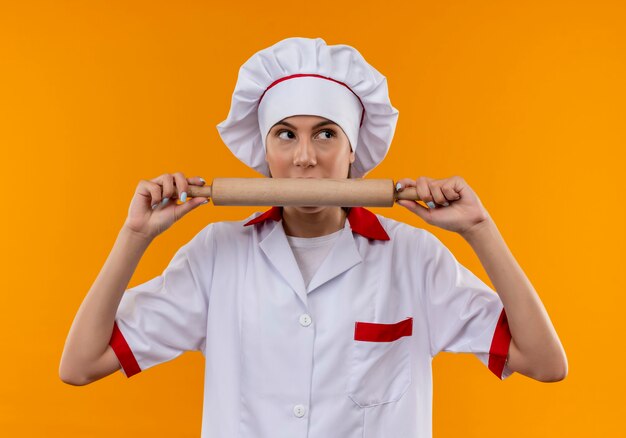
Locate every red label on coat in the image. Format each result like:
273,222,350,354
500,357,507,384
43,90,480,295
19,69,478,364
354,317,413,342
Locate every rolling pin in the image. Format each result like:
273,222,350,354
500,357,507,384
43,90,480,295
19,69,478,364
184,178,421,207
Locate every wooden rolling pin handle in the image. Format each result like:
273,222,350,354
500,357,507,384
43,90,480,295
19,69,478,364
187,185,212,200
394,187,421,202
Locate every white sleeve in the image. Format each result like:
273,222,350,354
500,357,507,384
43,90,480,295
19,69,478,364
108,224,215,378
417,230,514,380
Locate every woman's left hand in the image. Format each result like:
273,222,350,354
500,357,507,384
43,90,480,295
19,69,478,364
395,176,492,236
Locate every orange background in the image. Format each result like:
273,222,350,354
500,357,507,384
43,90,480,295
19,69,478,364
1,0,624,436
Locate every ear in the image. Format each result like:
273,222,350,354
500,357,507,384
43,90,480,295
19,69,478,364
349,150,356,164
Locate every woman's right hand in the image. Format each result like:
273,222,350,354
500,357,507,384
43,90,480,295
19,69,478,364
123,172,209,241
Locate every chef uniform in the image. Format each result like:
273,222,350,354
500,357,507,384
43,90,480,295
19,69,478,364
109,37,513,438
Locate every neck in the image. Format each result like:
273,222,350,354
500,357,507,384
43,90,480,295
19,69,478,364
282,206,348,238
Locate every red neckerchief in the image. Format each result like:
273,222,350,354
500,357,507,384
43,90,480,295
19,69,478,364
243,206,390,241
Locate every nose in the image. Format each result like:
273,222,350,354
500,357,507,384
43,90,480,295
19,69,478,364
293,137,317,168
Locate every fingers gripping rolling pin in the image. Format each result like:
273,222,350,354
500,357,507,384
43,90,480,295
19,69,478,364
185,178,421,207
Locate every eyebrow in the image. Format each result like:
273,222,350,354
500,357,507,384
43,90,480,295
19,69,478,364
271,119,338,130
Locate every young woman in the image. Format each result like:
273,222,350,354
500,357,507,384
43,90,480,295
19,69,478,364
60,37,567,438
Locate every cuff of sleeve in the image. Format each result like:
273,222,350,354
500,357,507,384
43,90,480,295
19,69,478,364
109,320,142,378
488,307,513,380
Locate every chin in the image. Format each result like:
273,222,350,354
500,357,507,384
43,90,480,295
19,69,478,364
294,205,326,212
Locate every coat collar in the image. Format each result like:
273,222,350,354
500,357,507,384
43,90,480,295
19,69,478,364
243,206,390,241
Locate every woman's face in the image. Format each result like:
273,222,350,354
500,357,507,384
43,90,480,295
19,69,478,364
264,115,355,179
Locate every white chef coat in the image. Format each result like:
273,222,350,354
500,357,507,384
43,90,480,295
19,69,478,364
109,206,513,438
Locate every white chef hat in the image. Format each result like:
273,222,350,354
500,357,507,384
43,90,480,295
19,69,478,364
216,37,399,178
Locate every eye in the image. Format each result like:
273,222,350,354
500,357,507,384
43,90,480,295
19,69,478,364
315,129,336,140
277,130,295,140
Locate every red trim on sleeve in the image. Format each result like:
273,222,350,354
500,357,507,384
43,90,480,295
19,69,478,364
109,321,141,378
488,308,512,379
354,317,413,342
